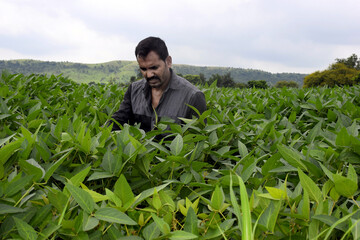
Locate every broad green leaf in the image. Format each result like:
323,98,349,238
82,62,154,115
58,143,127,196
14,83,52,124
170,231,198,240
0,137,24,165
203,124,225,132
298,168,322,204
347,164,357,183
114,174,135,207
38,223,60,240
80,183,109,202
14,217,38,240
143,222,160,240
311,215,347,232
19,158,45,182
133,181,174,207
259,200,282,232
306,121,322,143
83,216,99,231
151,213,170,235
4,174,33,197
66,183,95,214
152,188,162,211
336,127,351,147
30,204,52,227
95,207,137,225
238,140,248,158
265,187,287,200
184,207,199,235
278,144,307,171
210,185,224,211
0,204,26,214
87,171,114,181
333,173,357,198
170,134,183,156
69,166,91,186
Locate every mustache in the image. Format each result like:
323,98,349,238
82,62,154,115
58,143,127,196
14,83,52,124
146,76,160,81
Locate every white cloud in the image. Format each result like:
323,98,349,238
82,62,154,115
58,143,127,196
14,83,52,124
1,0,360,73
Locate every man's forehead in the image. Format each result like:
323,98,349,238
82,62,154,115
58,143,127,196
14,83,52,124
137,51,161,61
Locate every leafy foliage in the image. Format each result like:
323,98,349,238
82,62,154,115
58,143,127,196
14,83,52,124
275,80,299,88
304,63,360,88
1,72,360,239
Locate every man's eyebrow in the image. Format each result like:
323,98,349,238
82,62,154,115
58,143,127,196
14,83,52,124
140,65,159,70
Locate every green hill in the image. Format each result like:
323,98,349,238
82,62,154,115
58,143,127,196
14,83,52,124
0,59,307,86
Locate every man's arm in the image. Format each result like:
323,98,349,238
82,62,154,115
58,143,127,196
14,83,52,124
109,84,134,131
186,91,207,118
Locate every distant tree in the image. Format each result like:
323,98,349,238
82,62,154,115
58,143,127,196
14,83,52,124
275,80,299,88
208,73,235,87
303,63,360,88
335,54,360,70
234,82,247,88
183,74,206,85
247,80,268,89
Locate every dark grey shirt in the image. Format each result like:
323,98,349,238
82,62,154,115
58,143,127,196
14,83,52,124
110,70,206,132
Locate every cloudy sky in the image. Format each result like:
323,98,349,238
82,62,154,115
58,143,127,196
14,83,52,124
1,0,359,73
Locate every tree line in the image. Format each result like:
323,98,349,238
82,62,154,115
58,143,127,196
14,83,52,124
303,54,360,88
179,72,299,89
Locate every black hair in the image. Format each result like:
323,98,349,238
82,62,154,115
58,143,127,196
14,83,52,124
135,37,169,61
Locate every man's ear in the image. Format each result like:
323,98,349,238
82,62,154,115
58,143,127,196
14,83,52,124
166,56,172,68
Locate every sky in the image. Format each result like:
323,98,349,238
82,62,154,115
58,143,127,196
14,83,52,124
1,0,359,74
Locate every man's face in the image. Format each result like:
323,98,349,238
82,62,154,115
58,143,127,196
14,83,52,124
137,51,172,89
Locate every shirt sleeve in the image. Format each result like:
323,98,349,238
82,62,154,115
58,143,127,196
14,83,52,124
186,91,207,118
109,84,134,131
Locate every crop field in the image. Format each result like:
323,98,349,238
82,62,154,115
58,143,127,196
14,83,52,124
1,72,360,239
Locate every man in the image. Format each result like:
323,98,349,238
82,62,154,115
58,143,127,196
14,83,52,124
109,37,206,132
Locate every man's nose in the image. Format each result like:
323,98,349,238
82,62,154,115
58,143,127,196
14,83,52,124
145,70,155,79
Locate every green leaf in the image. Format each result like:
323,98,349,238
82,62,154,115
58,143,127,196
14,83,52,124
333,173,357,198
133,181,174,207
95,207,137,225
210,185,224,211
0,204,26,214
19,158,45,182
83,216,99,231
347,164,357,183
151,213,170,235
143,222,160,240
184,207,199,235
114,174,135,207
0,137,24,166
237,175,253,240
170,134,183,156
336,127,351,147
229,173,242,232
4,174,33,197
170,231,198,240
259,200,282,232
66,183,95,214
277,144,307,171
238,140,248,158
265,187,287,200
298,168,322,204
87,171,114,181
30,204,52,227
69,166,91,186
13,217,38,240
38,223,60,240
